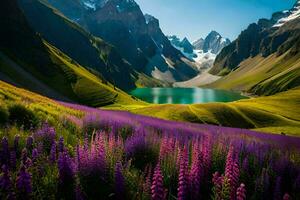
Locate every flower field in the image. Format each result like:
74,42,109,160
0,101,300,200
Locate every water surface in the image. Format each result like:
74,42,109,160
130,88,248,104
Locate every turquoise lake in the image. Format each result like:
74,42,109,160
130,88,248,104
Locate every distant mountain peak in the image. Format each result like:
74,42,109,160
80,0,138,11
193,31,230,54
273,0,300,27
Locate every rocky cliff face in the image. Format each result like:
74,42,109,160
210,1,300,75
45,0,197,82
195,31,230,54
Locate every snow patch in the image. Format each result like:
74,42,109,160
273,2,300,27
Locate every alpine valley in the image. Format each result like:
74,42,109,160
0,0,300,199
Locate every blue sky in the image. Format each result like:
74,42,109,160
135,0,296,41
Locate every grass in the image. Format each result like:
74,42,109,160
208,52,300,95
46,42,144,106
125,87,300,136
0,40,144,107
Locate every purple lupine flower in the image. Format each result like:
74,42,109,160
115,162,125,199
225,145,240,200
143,165,152,197
177,147,189,200
274,177,282,200
31,148,38,163
58,137,65,153
26,136,34,150
10,151,16,170
0,165,12,192
14,135,20,152
212,172,223,200
151,163,164,200
1,137,9,166
190,145,202,200
58,151,75,199
75,182,85,200
34,123,56,153
21,148,32,168
49,142,57,164
236,183,246,200
16,164,32,198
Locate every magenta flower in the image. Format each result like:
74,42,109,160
225,145,240,199
283,193,291,200
177,147,189,200
151,163,165,200
236,183,246,200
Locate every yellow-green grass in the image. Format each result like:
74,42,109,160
45,42,145,107
0,80,82,119
126,87,300,136
208,52,300,95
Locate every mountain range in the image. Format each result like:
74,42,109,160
45,0,198,83
209,0,300,96
168,31,230,72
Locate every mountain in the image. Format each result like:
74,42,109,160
168,31,230,72
0,0,141,106
18,0,137,91
194,31,231,54
209,1,300,95
168,36,196,57
193,38,204,50
45,0,198,83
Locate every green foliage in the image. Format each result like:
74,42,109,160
8,104,39,130
0,105,9,126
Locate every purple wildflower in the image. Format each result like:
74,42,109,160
58,137,65,153
283,193,290,200
16,164,32,198
225,145,240,199
274,177,282,200
31,148,38,163
236,183,246,200
14,135,20,152
1,137,9,166
115,162,125,199
0,165,12,193
177,147,189,200
58,151,75,199
49,142,57,163
190,145,202,200
26,136,34,150
143,165,152,197
151,163,164,200
10,151,16,170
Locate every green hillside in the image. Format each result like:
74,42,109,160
18,0,137,91
207,52,300,95
0,0,144,107
128,87,300,136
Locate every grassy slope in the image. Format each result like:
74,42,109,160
128,87,300,136
208,51,300,95
1,41,144,107
0,80,81,119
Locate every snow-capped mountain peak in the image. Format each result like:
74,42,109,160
81,0,138,11
273,0,300,27
194,31,230,54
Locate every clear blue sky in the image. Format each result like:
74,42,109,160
135,0,296,41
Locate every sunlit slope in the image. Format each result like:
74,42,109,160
130,87,300,136
45,42,144,106
207,52,300,95
0,80,82,119
1,42,143,107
